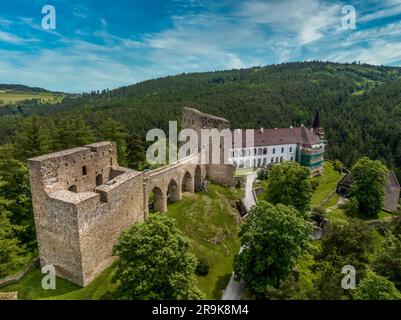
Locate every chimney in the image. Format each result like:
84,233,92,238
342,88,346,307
290,125,293,129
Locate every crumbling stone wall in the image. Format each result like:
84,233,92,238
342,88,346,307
182,107,235,186
28,142,206,287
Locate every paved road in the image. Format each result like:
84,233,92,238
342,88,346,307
222,171,258,300
242,171,258,212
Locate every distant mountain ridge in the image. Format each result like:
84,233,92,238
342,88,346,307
0,84,51,93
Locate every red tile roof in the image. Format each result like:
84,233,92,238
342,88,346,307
232,126,321,147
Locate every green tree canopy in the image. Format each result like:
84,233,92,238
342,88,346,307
0,204,24,278
15,115,52,160
373,231,401,291
126,133,146,170
265,161,313,216
354,269,401,300
349,157,388,217
112,213,204,300
98,118,128,166
234,201,312,295
52,116,95,151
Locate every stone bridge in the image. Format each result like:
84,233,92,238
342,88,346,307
143,154,207,214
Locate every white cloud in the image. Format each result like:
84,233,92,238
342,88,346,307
236,0,341,44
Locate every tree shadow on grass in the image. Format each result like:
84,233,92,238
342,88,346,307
212,273,231,299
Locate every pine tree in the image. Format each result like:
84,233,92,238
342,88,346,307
127,133,146,170
15,115,52,160
99,118,128,166
53,116,95,150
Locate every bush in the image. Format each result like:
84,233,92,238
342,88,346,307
345,197,359,216
333,160,344,173
310,179,320,191
311,207,326,223
195,258,210,276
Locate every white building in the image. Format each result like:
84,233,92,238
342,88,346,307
228,124,325,174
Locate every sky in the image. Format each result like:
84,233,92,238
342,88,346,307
1,0,401,92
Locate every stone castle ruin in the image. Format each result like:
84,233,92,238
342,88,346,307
28,108,233,287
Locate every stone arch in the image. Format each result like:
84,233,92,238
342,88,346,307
182,171,194,193
194,165,202,192
167,179,181,203
149,186,165,213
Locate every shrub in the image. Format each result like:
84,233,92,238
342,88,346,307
345,197,359,216
333,160,344,173
311,207,326,223
195,258,210,276
310,179,320,191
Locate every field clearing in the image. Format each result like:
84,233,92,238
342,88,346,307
0,92,65,105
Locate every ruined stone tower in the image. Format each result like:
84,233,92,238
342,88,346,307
28,142,144,286
182,107,235,186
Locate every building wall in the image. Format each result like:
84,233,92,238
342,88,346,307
228,144,298,168
182,107,235,186
28,142,207,287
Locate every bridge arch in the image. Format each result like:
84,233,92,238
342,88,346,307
167,179,181,203
148,186,165,213
182,171,194,193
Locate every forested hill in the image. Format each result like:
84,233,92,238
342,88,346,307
0,84,50,93
1,61,401,180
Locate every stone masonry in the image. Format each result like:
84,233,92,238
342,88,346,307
27,108,244,287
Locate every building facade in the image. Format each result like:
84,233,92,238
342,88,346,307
228,111,326,174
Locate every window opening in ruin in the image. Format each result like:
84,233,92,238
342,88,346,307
82,165,87,176
68,185,77,193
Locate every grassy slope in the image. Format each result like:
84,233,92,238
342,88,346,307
310,162,342,207
1,184,241,300
167,184,242,299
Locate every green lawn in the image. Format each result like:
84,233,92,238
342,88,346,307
1,184,241,300
311,162,343,207
322,193,340,209
167,184,242,299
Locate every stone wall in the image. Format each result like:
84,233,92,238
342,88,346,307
182,107,235,186
28,143,207,287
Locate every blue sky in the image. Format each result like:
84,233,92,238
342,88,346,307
1,0,401,92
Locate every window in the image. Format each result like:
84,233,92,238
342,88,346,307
240,149,245,157
263,148,267,155
254,148,257,155
291,156,294,161
290,147,293,152
247,149,251,156
68,185,77,193
281,147,284,153
280,156,283,162
258,148,262,155
258,159,262,167
276,157,279,163
271,158,274,163
82,165,87,176
234,150,238,158
273,148,276,154
96,174,103,187
263,158,267,165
